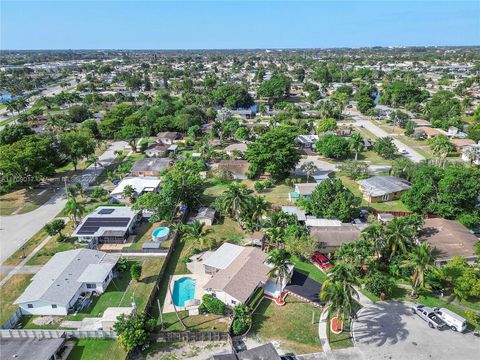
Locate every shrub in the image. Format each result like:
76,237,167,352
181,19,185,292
246,287,264,310
232,317,250,336
254,182,265,192
365,272,395,297
201,294,226,315
130,262,142,281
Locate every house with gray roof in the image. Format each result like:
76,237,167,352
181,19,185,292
210,343,281,360
15,249,119,316
357,176,411,203
131,158,172,177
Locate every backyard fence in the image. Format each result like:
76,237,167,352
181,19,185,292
104,248,169,254
154,331,230,343
1,308,23,329
0,329,116,339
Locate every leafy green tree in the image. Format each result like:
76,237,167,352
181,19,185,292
424,90,462,129
180,220,213,250
467,121,480,142
130,261,142,281
257,74,291,102
338,161,369,180
201,294,226,315
245,126,301,180
212,84,254,109
64,197,86,223
44,219,66,241
285,234,318,260
384,217,418,261
401,242,436,296
68,105,91,123
99,103,137,139
117,123,143,152
380,81,428,108
59,130,96,171
428,135,455,167
267,249,293,285
0,124,34,145
214,183,252,221
401,165,444,214
373,137,398,159
365,272,395,297
300,161,318,183
241,195,270,232
235,127,250,141
303,178,361,222
317,118,337,133
315,134,350,159
232,304,252,336
113,312,155,352
122,184,137,203
356,95,375,115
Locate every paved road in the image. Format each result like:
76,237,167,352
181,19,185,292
352,302,479,360
0,141,126,265
346,110,426,163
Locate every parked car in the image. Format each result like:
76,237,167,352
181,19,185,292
311,252,332,271
399,148,408,155
434,308,467,332
411,303,447,330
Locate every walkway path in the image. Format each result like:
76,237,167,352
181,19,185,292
345,109,426,163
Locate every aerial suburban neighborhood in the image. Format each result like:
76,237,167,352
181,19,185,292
0,1,479,360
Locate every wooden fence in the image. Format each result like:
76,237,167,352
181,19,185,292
1,308,22,329
0,329,116,339
154,331,230,343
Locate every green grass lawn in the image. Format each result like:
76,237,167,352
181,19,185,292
0,274,33,324
327,313,354,350
67,339,126,360
0,188,55,216
290,256,327,283
206,218,245,245
160,311,229,332
3,227,50,267
250,298,322,355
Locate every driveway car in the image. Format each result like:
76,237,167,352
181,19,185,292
311,252,332,271
411,303,447,330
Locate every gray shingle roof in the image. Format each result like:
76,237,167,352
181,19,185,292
357,176,411,197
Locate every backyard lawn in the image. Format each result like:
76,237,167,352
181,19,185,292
250,297,322,354
67,339,126,360
290,256,327,283
0,274,33,324
160,311,229,332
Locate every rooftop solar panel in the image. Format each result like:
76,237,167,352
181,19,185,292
76,217,131,235
98,208,115,214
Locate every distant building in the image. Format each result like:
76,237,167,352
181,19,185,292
131,158,172,177
217,160,250,180
309,223,364,253
110,177,161,202
224,143,248,156
295,134,319,149
449,138,476,152
15,249,119,316
357,176,411,203
156,131,180,145
1,337,66,360
289,183,319,201
188,207,216,226
144,144,169,158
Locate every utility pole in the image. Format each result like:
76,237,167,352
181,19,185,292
157,298,164,330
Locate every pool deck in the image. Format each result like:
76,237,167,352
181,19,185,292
162,272,210,314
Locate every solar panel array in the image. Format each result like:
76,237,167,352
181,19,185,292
98,208,115,214
76,217,131,235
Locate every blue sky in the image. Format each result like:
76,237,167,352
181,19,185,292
1,1,479,49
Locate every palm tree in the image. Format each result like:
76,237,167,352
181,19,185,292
217,183,252,220
401,242,435,297
242,195,270,232
384,218,415,262
349,134,364,161
428,135,455,167
326,262,358,285
320,279,359,322
4,100,17,115
122,185,137,203
181,220,213,249
462,146,480,166
64,197,86,223
361,223,385,259
300,161,318,183
267,249,292,285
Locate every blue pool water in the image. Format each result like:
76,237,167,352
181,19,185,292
172,277,196,307
152,227,170,241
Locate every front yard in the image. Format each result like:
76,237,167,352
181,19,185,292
0,188,55,216
0,274,33,324
67,339,126,360
250,297,322,354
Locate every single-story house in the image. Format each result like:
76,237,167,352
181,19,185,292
414,126,448,139
309,223,363,253
461,144,480,165
156,131,180,145
224,143,248,156
210,343,281,360
411,119,432,128
230,109,256,120
71,206,141,244
217,160,250,180
449,138,476,152
244,231,266,247
110,177,160,202
305,217,342,228
202,243,291,306
131,158,172,177
15,249,119,316
418,218,478,265
1,337,67,360
295,134,319,149
144,144,169,158
357,176,411,203
281,206,306,222
288,183,319,201
188,207,216,226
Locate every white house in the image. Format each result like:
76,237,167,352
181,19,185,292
15,249,119,316
110,177,161,202
71,206,141,244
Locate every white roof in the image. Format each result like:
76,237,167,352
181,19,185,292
110,177,160,196
77,263,115,283
305,216,342,227
281,206,306,221
202,243,244,270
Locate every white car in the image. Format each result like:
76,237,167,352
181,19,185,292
434,308,467,332
399,149,408,155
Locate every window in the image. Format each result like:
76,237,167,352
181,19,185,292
27,304,34,308
382,194,389,201
231,300,237,305
86,284,96,289
51,304,57,309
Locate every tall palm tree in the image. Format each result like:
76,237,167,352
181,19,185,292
462,146,480,166
181,220,213,249
320,279,359,322
428,135,455,168
384,219,414,262
217,183,252,220
64,197,86,223
401,242,435,296
326,262,358,285
267,249,292,285
300,161,318,183
349,134,364,161
242,195,270,232
361,223,385,258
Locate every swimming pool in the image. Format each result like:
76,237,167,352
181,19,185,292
172,277,196,307
152,227,170,241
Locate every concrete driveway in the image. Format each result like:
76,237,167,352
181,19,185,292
0,141,126,264
352,302,480,360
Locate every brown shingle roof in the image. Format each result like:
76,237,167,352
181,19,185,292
218,160,250,175
309,224,362,247
204,247,269,303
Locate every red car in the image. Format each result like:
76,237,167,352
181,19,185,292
311,252,332,271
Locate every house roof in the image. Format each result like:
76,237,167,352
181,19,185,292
449,138,476,148
203,243,244,270
281,206,306,221
1,337,66,360
305,216,342,227
110,177,160,196
419,218,478,260
294,183,319,196
224,143,248,153
156,131,179,140
309,224,362,247
357,176,411,197
415,127,447,136
237,343,281,360
15,249,119,306
204,247,270,303
218,160,250,175
131,158,171,174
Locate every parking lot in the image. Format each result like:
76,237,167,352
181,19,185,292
352,302,480,360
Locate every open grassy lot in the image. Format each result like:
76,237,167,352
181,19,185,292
0,274,33,324
67,339,126,360
0,188,54,215
290,256,327,283
206,218,244,245
250,297,322,354
340,175,410,212
160,311,229,332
